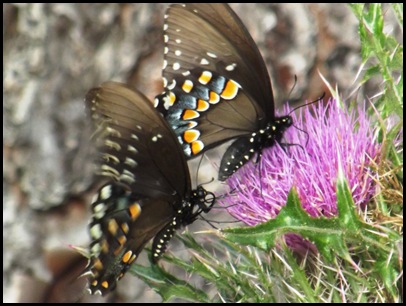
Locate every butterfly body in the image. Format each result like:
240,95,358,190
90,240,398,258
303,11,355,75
84,82,214,295
155,3,293,180
219,116,292,180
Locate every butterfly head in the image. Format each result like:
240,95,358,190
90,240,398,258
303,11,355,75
182,186,215,224
265,115,293,143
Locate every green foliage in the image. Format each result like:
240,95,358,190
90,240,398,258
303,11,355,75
132,174,401,302
349,4,403,176
131,259,210,302
348,4,403,257
349,4,403,120
223,176,399,263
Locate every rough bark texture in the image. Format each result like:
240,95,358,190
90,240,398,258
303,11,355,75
3,3,394,303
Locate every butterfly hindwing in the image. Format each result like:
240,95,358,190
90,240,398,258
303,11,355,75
86,183,175,295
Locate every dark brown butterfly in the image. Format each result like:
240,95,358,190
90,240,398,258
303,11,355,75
155,3,292,180
84,82,214,295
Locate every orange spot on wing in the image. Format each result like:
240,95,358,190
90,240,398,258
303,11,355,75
122,250,132,263
183,130,200,143
129,203,141,220
191,141,204,155
221,80,240,100
118,235,127,246
101,239,109,253
209,91,220,104
197,99,209,111
101,281,109,289
121,223,129,234
182,80,193,93
182,109,200,120
198,71,212,85
168,92,176,105
93,258,103,271
108,219,118,235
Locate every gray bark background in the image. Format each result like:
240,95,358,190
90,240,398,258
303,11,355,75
3,3,396,303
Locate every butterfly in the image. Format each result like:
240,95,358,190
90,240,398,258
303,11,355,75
84,81,215,295
155,3,293,181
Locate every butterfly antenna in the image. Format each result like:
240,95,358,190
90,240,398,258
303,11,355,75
287,92,325,116
286,75,298,101
289,93,325,148
195,154,204,187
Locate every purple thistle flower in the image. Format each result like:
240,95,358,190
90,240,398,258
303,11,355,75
221,99,380,228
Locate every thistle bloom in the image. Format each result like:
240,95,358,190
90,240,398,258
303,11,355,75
221,99,380,228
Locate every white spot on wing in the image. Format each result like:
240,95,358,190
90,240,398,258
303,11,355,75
94,203,105,214
90,224,102,239
105,140,121,151
200,58,209,65
173,62,181,70
90,193,98,204
167,79,177,90
131,134,139,141
101,165,120,177
225,63,237,71
106,127,121,137
100,185,112,200
102,153,120,164
124,157,138,168
120,170,136,184
91,244,101,255
162,77,168,88
128,145,138,153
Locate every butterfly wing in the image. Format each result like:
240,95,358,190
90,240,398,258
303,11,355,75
86,183,174,295
157,3,293,181
156,4,277,158
84,81,192,295
162,3,274,114
87,82,191,199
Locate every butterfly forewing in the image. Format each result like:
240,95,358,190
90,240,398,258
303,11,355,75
86,82,191,198
163,4,274,114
